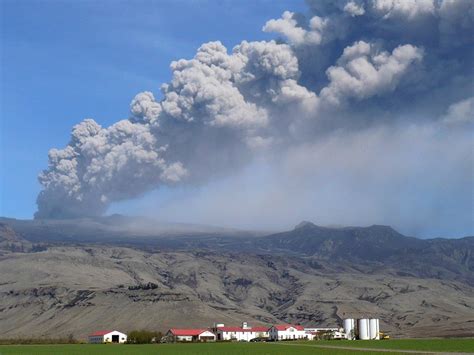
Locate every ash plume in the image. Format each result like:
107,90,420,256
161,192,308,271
36,0,473,224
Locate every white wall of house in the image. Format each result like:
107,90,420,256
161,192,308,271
268,326,307,341
176,335,193,342
216,330,268,341
198,331,216,341
168,330,216,342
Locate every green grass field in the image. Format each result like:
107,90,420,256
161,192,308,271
0,342,392,355
298,338,474,352
0,339,473,355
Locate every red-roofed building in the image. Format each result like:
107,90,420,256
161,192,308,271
269,324,307,341
166,328,216,342
213,322,269,341
88,330,127,343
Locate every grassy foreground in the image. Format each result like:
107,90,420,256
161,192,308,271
0,342,390,355
0,339,473,354
303,338,474,352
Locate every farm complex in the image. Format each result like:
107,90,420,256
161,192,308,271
88,318,384,344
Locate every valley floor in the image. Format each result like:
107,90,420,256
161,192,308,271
1,339,474,355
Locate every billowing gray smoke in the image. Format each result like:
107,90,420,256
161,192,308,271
36,0,473,220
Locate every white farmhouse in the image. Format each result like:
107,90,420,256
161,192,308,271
214,322,269,341
88,330,127,344
166,328,216,342
268,324,306,341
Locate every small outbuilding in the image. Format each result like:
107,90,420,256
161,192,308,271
166,328,216,342
88,330,127,344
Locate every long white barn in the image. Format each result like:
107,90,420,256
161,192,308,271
88,330,127,344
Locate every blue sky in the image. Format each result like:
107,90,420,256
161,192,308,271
0,0,305,219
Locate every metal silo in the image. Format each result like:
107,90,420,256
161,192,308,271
376,319,380,339
369,319,379,339
358,318,370,340
343,318,355,339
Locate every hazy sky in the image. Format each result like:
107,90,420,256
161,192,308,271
1,0,473,238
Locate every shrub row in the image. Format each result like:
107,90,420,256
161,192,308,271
126,330,163,344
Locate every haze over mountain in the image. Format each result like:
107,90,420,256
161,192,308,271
0,215,472,340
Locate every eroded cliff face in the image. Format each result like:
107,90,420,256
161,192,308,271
1,245,473,339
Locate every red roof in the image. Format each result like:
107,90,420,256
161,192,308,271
89,330,113,336
273,324,304,331
217,326,269,333
169,328,212,336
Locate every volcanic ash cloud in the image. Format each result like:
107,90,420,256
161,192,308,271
36,0,473,220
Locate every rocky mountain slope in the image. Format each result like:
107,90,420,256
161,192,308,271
0,222,33,253
256,222,474,286
0,217,473,340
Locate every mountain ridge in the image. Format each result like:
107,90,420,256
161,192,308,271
0,216,473,339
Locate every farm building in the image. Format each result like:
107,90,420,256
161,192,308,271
304,326,343,340
304,327,339,333
88,330,127,344
166,328,216,342
213,322,269,341
268,324,306,341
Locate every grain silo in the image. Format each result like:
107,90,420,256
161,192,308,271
358,318,370,340
369,318,380,339
343,318,355,340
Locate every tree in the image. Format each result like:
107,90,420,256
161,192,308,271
67,333,76,344
127,330,162,344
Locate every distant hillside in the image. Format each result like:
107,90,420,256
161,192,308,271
0,216,473,339
256,222,474,285
1,216,472,285
0,222,20,242
258,222,422,259
0,246,473,340
0,222,33,253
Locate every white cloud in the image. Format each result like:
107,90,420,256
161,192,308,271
36,119,184,218
371,0,435,20
344,1,365,16
263,11,327,46
321,42,423,105
130,91,162,125
160,41,269,129
442,97,474,125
